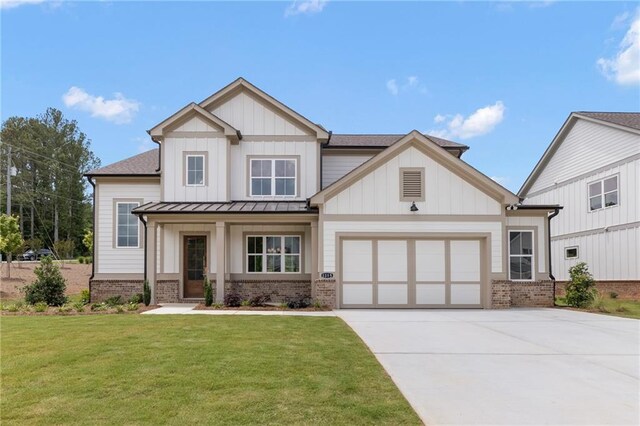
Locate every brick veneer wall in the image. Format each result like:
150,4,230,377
156,280,180,304
491,279,554,308
90,280,143,302
555,280,640,300
313,279,336,309
224,280,311,303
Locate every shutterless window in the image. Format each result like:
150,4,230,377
565,246,579,259
116,202,139,248
247,235,300,273
509,231,534,281
250,159,296,197
588,176,618,211
186,155,205,186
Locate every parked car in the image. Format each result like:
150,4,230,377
18,248,55,261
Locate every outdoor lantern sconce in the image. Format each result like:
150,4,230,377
410,202,419,212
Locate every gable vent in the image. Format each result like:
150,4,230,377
400,169,424,201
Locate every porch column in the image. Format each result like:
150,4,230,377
215,221,226,303
146,220,158,305
311,221,318,283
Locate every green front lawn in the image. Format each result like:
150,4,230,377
556,296,640,319
1,315,420,425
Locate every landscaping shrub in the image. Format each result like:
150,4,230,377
128,293,143,304
80,289,90,304
224,293,242,307
127,302,139,311
143,280,151,306
204,277,213,307
91,302,107,312
565,262,597,308
7,304,19,313
286,297,311,309
34,302,48,312
240,299,251,307
115,305,125,314
73,301,85,312
23,256,68,306
57,304,72,314
249,294,270,307
609,291,618,299
212,302,223,309
104,296,122,307
78,257,85,264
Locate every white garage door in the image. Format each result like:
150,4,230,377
340,238,483,308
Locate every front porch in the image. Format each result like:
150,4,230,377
135,201,320,305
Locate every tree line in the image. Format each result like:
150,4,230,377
0,108,100,258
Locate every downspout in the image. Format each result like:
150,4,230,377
86,176,96,296
137,214,148,283
548,207,561,305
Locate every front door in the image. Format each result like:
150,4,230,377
183,235,207,298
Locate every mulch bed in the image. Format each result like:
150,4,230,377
0,305,159,316
193,304,331,311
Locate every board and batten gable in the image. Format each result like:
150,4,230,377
95,178,160,274
322,154,373,188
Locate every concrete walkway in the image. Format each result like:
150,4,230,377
336,308,640,426
142,304,336,316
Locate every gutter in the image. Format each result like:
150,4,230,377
547,207,562,305
86,176,96,292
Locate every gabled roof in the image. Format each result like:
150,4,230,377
86,149,159,177
311,130,519,205
199,77,330,142
518,111,640,196
148,103,241,143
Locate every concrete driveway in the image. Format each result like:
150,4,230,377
337,309,639,425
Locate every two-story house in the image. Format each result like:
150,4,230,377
519,112,640,296
86,78,560,309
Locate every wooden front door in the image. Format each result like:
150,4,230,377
183,235,207,298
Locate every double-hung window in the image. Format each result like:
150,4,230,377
588,176,618,211
509,230,534,281
250,158,296,197
247,235,301,273
186,154,205,186
116,202,140,248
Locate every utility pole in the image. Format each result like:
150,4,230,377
6,144,11,215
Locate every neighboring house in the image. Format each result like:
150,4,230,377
519,112,640,293
86,78,559,309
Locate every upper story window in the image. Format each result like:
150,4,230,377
116,202,140,248
250,158,297,197
509,230,534,281
186,154,205,186
588,176,618,211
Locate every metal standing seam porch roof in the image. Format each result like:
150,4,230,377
132,201,318,215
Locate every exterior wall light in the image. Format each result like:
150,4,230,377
410,202,419,212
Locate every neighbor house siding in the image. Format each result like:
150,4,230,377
208,91,311,136
96,180,160,274
528,120,640,194
322,154,373,188
324,146,501,215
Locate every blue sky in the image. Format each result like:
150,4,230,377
2,1,639,192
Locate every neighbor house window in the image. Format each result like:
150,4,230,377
186,155,205,186
565,246,579,259
247,235,300,273
250,159,296,197
400,168,425,201
116,202,140,248
509,230,534,281
588,176,618,211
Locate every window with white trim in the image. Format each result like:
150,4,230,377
247,235,300,273
509,230,534,281
250,159,296,197
588,176,618,211
116,202,140,248
186,155,205,186
565,246,579,259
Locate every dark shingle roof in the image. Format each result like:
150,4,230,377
327,133,468,150
133,201,315,214
86,149,159,176
576,112,640,131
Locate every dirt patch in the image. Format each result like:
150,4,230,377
0,262,91,301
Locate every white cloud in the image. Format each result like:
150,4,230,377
597,11,640,85
284,0,327,17
62,86,140,124
611,10,630,30
0,0,44,9
429,101,506,140
386,79,399,96
387,76,427,96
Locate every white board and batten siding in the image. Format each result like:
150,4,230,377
96,181,160,274
322,155,372,188
324,146,501,215
161,224,217,274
